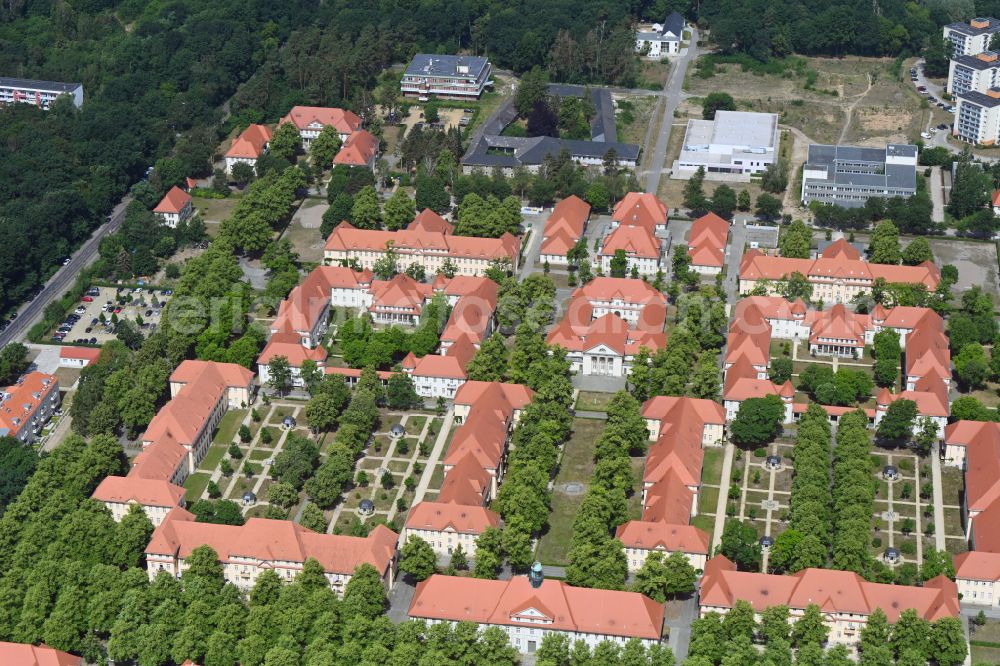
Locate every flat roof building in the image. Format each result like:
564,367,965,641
954,88,1000,145
801,143,917,208
947,51,1000,96
401,54,492,100
944,17,1000,57
0,76,83,109
677,111,779,175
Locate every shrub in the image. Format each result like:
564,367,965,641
872,536,882,548
754,447,768,458
899,540,916,555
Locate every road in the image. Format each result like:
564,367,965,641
723,215,750,302
0,196,132,348
643,30,700,195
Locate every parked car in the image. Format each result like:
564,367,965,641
75,306,86,314
89,337,97,344
921,132,932,139
82,296,93,302
85,327,92,333
938,123,949,130
145,309,153,317
114,307,122,314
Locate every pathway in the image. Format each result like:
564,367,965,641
760,442,783,571
710,443,736,550
836,73,874,145
643,28,700,194
411,407,455,504
930,442,948,551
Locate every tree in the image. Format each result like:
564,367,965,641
755,193,782,220
720,519,762,571
350,185,381,229
450,544,468,571
387,372,419,409
737,189,752,211
383,189,416,231
515,66,549,117
466,334,508,382
633,551,697,602
778,271,812,302
266,482,299,509
609,249,628,277
266,356,293,396
949,159,991,219
415,174,450,213
231,162,255,186
304,392,342,433
877,398,917,444
792,604,829,647
702,92,737,120
684,167,709,213
342,563,387,620
955,342,989,390
731,395,784,448
950,396,995,422
778,220,811,259
473,527,504,579
769,357,793,384
761,159,789,193
872,329,901,388
299,502,327,532
270,122,303,163
399,536,437,582
710,184,737,219
310,125,342,170
869,220,901,264
902,237,934,265
688,353,721,400
0,343,29,385
928,616,967,666
113,504,155,568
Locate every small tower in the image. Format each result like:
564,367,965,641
529,561,544,589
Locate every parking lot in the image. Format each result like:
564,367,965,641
50,285,173,345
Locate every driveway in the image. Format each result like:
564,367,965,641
643,28,701,195
518,211,547,278
723,216,749,303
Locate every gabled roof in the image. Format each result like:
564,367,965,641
612,192,667,232
688,212,729,267
369,273,433,312
0,642,81,666
700,555,958,622
154,186,192,214
574,276,667,308
257,322,328,367
333,130,378,166
955,550,1000,581
92,475,186,508
601,223,661,259
945,421,1000,514
808,304,869,345
280,106,362,133
643,469,695,523
454,381,534,412
59,345,102,363
409,208,454,235
971,499,1000,553
820,238,861,260
542,195,590,254
325,222,519,262
405,500,499,534
0,372,58,437
410,575,665,640
641,396,726,426
226,124,272,159
615,520,709,554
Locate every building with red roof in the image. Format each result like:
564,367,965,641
333,130,379,169
0,371,59,444
738,244,940,303
539,195,590,265
955,550,1000,606
279,106,362,148
58,345,102,368
403,380,532,556
612,192,668,233
700,555,959,647
808,303,870,356
547,278,667,378
368,274,434,326
146,509,398,596
597,223,663,277
257,321,328,390
225,124,272,174
270,266,374,347
324,222,520,277
0,641,81,666
409,572,665,652
153,185,193,228
95,361,252,519
687,212,729,275
409,208,454,235
402,333,477,399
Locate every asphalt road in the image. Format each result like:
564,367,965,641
643,29,700,195
0,196,132,348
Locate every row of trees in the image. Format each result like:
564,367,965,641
797,366,874,407
683,167,783,221
830,410,875,575
872,330,902,389
220,166,307,253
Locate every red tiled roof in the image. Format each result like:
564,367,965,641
955,550,1000,580
406,500,500,534
945,421,1000,514
280,106,362,134
820,238,861,260
701,555,958,622
369,274,433,312
0,642,81,666
601,224,661,259
410,574,664,640
147,511,397,577
257,322,329,367
808,304,869,346
93,476,185,508
226,124,272,159
615,521,709,554
454,381,533,411
154,186,192,214
409,209,454,234
0,372,58,438
541,196,590,256
325,222,520,263
574,277,668,308
59,345,102,363
612,192,668,232
739,249,939,289
333,130,378,166
688,213,729,267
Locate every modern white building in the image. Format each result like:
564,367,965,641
954,88,1000,145
944,17,1000,57
801,144,917,208
401,54,492,100
635,11,686,58
0,77,83,109
677,111,779,175
947,51,1000,95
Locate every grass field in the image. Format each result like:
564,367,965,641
574,391,615,412
212,410,247,447
183,473,211,502
194,196,239,224
536,417,605,565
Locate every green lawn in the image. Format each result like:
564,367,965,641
692,514,714,533
698,486,720,515
212,409,247,446
702,447,724,486
405,416,427,436
248,449,271,461
183,473,211,502
200,444,228,472
574,391,615,412
535,417,606,565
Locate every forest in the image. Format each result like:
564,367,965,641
0,0,990,316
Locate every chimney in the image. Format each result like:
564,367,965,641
529,561,544,588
